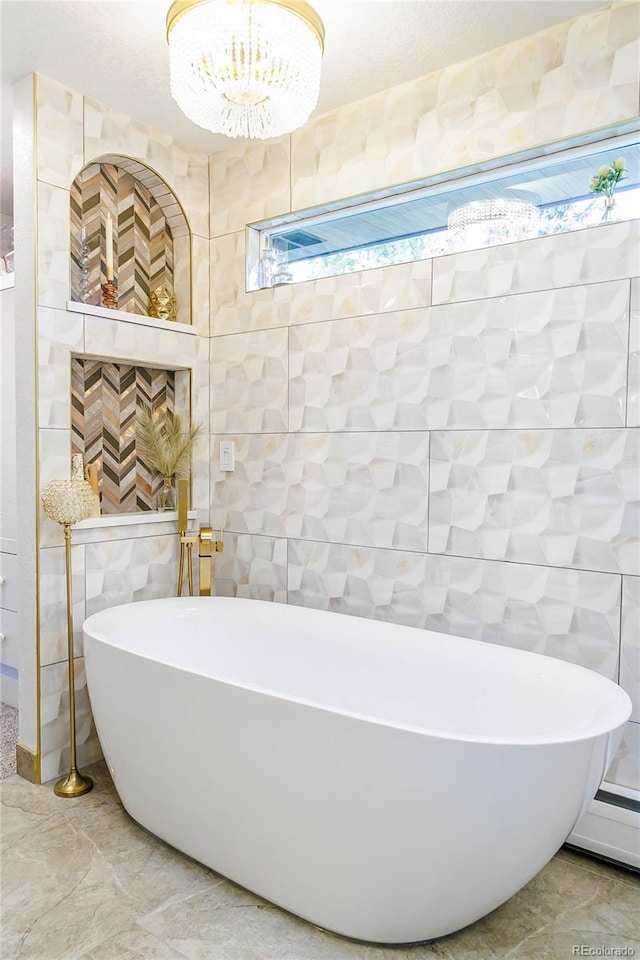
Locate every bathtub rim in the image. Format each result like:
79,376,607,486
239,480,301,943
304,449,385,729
82,596,632,749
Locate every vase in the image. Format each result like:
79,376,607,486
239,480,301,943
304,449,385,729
601,195,616,221
158,476,176,511
79,232,92,302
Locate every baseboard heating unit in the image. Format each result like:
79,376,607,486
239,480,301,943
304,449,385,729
568,783,640,871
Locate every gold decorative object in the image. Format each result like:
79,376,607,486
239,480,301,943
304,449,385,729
41,478,96,798
42,478,96,526
149,287,177,322
101,280,118,310
166,0,324,139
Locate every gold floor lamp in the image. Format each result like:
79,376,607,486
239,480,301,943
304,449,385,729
42,477,96,797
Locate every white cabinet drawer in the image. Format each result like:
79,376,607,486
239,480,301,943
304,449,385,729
0,552,18,612
0,608,18,671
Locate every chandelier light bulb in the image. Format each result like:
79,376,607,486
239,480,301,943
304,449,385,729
166,0,325,139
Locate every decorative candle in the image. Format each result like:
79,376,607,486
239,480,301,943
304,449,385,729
105,215,114,281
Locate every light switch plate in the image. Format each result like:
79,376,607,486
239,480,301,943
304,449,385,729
219,440,235,471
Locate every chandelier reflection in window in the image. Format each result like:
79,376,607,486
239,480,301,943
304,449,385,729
448,198,541,250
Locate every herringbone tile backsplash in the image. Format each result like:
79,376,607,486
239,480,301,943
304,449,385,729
70,162,174,313
71,358,175,513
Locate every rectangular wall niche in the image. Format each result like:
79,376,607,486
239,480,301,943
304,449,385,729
71,358,176,513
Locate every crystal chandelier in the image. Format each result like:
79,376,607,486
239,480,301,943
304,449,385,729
448,198,541,247
166,0,325,140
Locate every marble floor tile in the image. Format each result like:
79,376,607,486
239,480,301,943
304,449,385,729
138,879,374,960
78,924,190,960
556,845,640,890
1,762,639,960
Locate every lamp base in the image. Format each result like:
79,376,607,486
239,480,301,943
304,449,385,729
54,769,94,798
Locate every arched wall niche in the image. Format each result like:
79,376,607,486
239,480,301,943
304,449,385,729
69,155,192,325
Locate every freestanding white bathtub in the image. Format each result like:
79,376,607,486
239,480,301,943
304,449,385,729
83,597,631,945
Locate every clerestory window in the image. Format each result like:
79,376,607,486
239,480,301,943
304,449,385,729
246,125,638,292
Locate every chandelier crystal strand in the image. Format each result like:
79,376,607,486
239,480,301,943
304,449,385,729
167,0,324,139
448,199,541,232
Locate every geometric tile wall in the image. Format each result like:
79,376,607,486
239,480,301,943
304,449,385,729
286,542,622,678
203,0,640,801
288,280,631,431
209,208,639,796
211,431,430,551
428,428,640,574
210,223,640,796
70,358,176,513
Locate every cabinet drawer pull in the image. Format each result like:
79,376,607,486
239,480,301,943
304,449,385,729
0,633,5,642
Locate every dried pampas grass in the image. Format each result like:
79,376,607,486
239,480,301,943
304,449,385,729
136,406,202,478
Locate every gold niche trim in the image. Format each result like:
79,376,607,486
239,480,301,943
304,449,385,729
16,743,41,784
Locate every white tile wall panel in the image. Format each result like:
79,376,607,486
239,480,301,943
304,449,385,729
38,307,84,429
191,235,211,337
422,555,622,680
287,544,622,679
37,182,70,310
289,308,433,433
288,259,433,328
289,280,630,432
287,540,432,626
84,535,181,616
432,221,639,306
210,136,291,238
429,429,640,575
210,328,289,434
604,720,640,792
212,533,287,603
39,428,74,548
36,75,84,190
628,278,640,427
39,544,86,666
211,432,430,551
40,657,102,784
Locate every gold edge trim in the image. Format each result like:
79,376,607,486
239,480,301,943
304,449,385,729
189,225,194,329
189,365,194,511
16,743,40,784
166,0,325,51
33,74,42,780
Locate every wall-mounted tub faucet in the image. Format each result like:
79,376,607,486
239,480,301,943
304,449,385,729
175,478,223,597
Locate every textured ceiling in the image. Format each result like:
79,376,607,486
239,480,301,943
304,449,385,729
0,0,610,216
